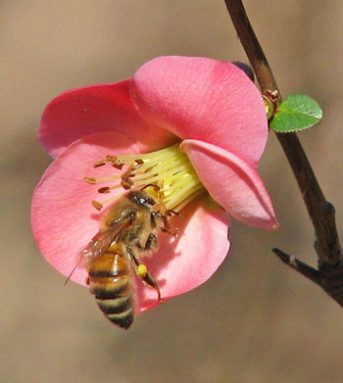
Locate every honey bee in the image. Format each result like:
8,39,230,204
82,185,173,329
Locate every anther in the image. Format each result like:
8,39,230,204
105,155,117,163
84,177,97,185
112,163,124,170
94,160,106,168
91,200,103,211
98,187,111,194
121,178,133,190
121,166,135,179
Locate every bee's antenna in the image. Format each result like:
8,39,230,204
141,183,161,191
64,267,75,286
64,256,83,286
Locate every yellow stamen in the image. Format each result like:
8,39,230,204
85,143,205,212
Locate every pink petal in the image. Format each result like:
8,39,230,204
181,139,279,230
39,80,176,158
133,56,268,167
136,196,230,313
32,131,140,285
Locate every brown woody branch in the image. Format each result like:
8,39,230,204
224,0,343,306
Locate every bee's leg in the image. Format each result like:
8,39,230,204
161,215,178,236
166,209,179,217
128,249,162,302
150,211,158,229
141,183,161,192
141,233,158,251
137,265,162,302
151,210,177,236
135,232,158,252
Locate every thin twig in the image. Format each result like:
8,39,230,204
224,0,342,306
272,248,321,285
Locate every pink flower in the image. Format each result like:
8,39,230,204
31,56,278,314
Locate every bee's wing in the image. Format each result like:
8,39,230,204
64,217,132,285
82,219,130,260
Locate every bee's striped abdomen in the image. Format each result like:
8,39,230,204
88,251,135,329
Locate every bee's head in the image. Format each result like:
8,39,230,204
128,190,156,209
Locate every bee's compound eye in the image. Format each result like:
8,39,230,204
144,196,156,206
137,264,148,277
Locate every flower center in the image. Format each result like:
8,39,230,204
85,143,205,212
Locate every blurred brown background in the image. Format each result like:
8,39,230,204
1,1,342,382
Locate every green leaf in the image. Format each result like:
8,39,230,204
270,94,323,133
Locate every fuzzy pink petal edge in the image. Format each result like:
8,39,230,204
181,139,279,230
39,80,176,158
